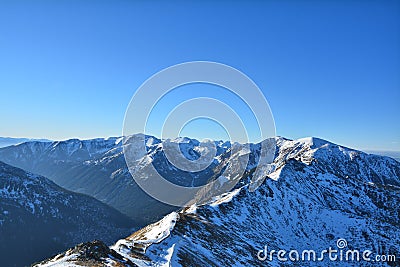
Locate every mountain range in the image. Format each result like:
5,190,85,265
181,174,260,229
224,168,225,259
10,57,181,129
1,136,397,266
0,135,256,226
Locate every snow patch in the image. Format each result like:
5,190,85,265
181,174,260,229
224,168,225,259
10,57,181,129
34,253,80,267
268,167,282,180
210,188,241,207
112,212,179,258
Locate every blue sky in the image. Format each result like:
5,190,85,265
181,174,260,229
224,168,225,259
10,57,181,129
0,0,399,151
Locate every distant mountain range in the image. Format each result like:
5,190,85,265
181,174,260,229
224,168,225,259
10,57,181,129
1,136,399,226
0,161,135,267
365,150,400,162
11,136,397,267
0,136,250,226
0,137,51,148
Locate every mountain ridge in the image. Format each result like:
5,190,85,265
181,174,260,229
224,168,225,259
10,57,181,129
0,137,52,148
32,136,400,266
1,135,398,224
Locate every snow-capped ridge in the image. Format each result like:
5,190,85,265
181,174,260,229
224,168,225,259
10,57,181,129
112,212,179,258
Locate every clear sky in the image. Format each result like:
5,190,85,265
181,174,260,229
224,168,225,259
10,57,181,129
0,0,399,151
